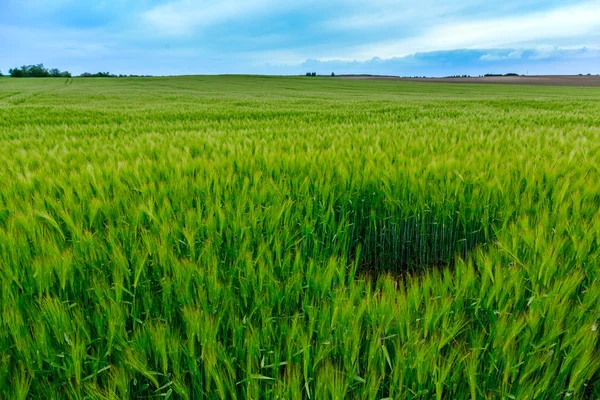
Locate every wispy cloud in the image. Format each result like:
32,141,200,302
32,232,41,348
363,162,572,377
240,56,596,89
1,0,599,75
297,47,600,76
480,50,523,61
335,0,600,60
321,0,481,32
140,0,282,36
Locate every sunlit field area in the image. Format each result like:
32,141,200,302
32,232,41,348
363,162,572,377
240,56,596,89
1,76,599,399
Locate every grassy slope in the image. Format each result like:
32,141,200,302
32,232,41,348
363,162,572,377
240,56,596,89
0,76,599,399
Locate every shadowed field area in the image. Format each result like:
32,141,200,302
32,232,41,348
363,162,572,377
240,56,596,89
1,76,599,399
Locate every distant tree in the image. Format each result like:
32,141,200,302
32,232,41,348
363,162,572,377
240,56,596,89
27,64,51,77
7,64,70,78
49,68,70,78
9,68,25,77
0,70,3,77
331,72,335,77
80,71,117,78
311,72,316,77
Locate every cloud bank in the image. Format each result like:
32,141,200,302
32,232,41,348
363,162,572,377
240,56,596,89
295,47,600,77
0,0,599,75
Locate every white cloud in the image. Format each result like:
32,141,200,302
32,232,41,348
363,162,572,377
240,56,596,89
330,0,600,60
480,50,523,61
0,24,118,57
321,0,483,31
140,0,280,36
528,45,559,60
246,49,309,66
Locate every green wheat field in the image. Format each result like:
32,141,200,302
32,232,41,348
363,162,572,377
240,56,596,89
1,76,599,399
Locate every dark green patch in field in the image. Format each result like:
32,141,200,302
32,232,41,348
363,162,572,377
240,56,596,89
334,188,497,276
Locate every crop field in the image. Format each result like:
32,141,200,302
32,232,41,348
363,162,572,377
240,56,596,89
0,75,599,399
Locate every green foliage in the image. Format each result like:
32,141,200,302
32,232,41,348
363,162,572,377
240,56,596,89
8,67,25,77
8,64,71,78
80,72,117,78
80,72,151,78
0,76,599,398
48,68,72,78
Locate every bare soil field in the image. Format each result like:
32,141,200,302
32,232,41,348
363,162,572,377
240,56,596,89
337,75,600,87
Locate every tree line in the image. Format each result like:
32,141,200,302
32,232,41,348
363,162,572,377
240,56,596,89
2,64,152,78
6,64,72,78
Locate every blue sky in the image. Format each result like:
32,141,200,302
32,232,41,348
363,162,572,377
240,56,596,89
1,0,599,76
